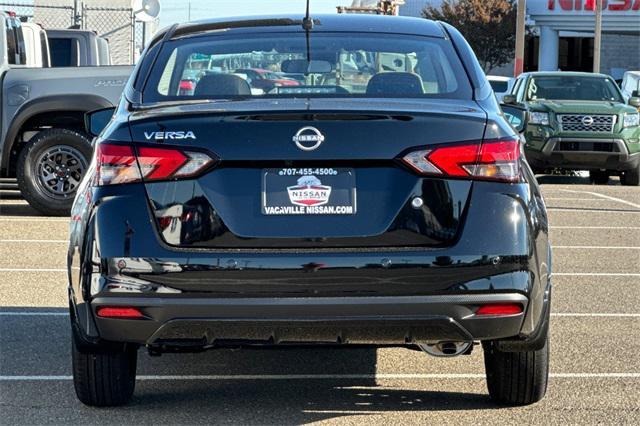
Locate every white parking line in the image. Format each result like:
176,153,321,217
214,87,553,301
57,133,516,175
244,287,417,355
551,313,640,317
2,312,638,318
557,189,640,209
553,246,640,249
0,240,67,243
545,198,602,201
553,273,640,277
0,312,68,316
547,208,639,213
550,226,640,229
0,373,638,381
0,218,68,222
0,268,67,272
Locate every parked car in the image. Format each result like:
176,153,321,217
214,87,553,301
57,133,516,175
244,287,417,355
234,67,300,91
487,75,515,102
620,71,640,105
46,28,111,67
70,14,551,407
0,12,131,215
21,22,50,68
503,71,640,185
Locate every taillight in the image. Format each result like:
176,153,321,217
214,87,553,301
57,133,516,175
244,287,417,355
179,80,196,91
96,143,214,186
401,139,520,182
96,306,145,319
475,303,523,316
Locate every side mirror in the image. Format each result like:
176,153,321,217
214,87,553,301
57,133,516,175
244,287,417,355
85,107,116,138
628,97,640,108
500,104,527,133
502,94,517,105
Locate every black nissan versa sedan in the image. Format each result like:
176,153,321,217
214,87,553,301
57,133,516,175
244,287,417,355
68,14,552,407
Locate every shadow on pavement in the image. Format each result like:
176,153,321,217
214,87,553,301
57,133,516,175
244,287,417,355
0,202,50,217
119,380,499,423
1,309,502,422
535,174,620,186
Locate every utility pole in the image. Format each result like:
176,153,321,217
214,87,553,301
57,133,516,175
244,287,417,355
593,0,602,73
514,0,526,77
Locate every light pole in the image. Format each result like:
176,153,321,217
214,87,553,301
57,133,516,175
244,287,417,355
593,0,602,73
514,0,526,77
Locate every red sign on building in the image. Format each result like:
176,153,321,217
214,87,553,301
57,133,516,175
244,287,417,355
548,0,640,10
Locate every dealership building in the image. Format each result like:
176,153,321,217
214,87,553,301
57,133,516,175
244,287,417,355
401,0,640,78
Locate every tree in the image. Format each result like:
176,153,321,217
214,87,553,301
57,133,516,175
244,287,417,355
422,0,517,73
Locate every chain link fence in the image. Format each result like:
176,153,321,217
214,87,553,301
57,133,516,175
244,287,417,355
0,1,155,64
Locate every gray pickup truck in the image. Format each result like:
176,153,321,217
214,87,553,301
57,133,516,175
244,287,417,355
0,12,131,215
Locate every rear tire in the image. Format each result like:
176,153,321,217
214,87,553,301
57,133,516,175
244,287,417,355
16,128,92,216
72,337,137,407
483,334,549,406
589,170,609,185
620,165,640,186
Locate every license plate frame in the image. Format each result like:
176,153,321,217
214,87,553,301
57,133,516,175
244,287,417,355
262,168,357,215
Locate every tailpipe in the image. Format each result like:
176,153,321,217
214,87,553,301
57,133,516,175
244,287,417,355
417,341,472,357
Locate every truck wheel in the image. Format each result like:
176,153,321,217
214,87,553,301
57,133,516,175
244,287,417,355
483,334,549,406
620,165,640,186
16,129,92,216
72,337,137,407
589,170,609,185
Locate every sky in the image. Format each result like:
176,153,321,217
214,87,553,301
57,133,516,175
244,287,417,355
159,0,344,27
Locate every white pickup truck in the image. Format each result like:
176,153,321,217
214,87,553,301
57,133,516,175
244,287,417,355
0,12,132,215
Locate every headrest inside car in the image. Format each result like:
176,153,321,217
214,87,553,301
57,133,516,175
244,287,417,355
194,74,251,97
366,72,424,96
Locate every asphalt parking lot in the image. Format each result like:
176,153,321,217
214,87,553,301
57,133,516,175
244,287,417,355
0,175,639,425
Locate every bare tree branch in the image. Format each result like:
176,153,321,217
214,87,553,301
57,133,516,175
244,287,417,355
422,0,517,73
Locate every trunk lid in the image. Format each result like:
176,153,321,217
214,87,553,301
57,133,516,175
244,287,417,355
128,99,486,249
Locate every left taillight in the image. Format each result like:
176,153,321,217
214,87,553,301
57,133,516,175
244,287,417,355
96,143,215,186
401,139,521,182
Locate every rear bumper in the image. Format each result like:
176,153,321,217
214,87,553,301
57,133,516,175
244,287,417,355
91,293,528,347
68,180,551,348
525,137,640,171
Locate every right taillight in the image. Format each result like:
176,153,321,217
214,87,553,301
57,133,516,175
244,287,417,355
96,143,215,186
401,139,521,182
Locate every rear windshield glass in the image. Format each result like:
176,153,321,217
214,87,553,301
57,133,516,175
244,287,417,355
143,32,472,103
527,76,622,102
49,38,78,67
489,80,508,93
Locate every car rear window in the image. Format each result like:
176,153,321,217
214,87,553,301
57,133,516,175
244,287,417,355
489,80,509,93
143,32,472,103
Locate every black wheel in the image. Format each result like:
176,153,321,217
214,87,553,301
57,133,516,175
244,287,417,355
16,129,92,216
72,336,137,407
620,165,640,186
589,170,609,185
483,334,549,406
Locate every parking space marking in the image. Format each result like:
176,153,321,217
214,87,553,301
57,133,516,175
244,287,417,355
553,246,640,249
3,269,636,275
557,189,640,209
0,268,67,272
0,240,67,243
4,312,639,317
553,273,640,277
0,373,638,381
0,312,68,316
547,208,639,213
0,218,68,222
551,313,640,317
544,197,602,201
550,226,640,229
